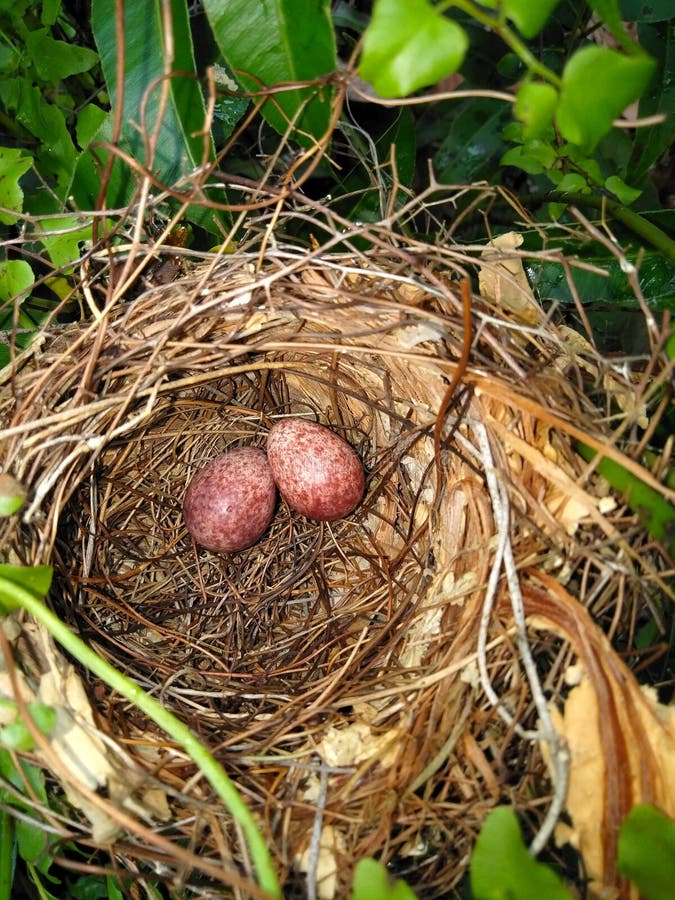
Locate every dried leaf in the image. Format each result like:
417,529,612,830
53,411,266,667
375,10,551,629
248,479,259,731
554,326,648,429
486,412,617,538
525,573,675,896
478,232,542,325
3,620,170,841
551,676,675,897
295,825,346,900
318,720,402,769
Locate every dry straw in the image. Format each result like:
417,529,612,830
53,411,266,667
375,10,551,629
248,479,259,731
1,187,673,898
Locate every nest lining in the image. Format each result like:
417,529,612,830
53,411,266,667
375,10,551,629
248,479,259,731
0,246,668,897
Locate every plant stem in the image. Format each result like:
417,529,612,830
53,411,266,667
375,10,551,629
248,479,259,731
551,192,675,261
0,577,281,899
447,0,563,87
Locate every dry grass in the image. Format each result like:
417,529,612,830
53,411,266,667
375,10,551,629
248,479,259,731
0,195,672,897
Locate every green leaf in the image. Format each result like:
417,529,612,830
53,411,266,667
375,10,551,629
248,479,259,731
617,804,675,900
0,748,18,785
605,174,642,205
0,808,15,900
14,758,48,805
359,0,468,98
378,106,417,188
556,46,656,151
527,249,675,313
0,260,34,305
0,147,33,225
68,873,127,900
0,722,34,752
352,858,418,900
76,103,107,150
435,98,511,183
212,64,250,143
619,0,674,21
35,216,91,269
0,566,53,602
501,139,557,175
514,82,558,139
0,41,19,75
26,704,57,737
16,819,48,867
577,443,675,557
470,807,572,900
26,862,61,900
203,0,336,146
0,79,77,200
628,22,675,180
666,330,675,361
501,0,562,39
70,112,117,209
91,0,213,200
556,172,590,192
25,27,99,81
40,0,61,26
68,874,113,900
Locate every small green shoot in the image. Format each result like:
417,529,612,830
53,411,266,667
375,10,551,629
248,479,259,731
352,858,418,900
617,804,675,900
469,807,572,900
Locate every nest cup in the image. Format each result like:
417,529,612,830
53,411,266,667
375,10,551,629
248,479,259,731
0,245,665,896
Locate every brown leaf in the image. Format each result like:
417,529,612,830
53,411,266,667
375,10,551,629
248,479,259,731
522,572,675,898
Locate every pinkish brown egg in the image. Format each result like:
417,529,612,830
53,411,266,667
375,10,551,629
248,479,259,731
266,418,365,521
182,447,276,552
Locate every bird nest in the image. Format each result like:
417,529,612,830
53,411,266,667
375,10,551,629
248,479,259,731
0,228,673,898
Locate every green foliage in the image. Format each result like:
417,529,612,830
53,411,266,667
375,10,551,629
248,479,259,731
0,260,34,309
0,701,57,752
359,0,656,156
434,98,512,184
0,751,52,894
469,807,572,900
0,148,32,225
620,0,673,21
617,805,675,900
0,1,99,213
526,246,675,319
555,46,655,151
352,859,418,900
666,330,675,361
202,0,336,147
87,0,213,210
481,0,563,40
358,0,671,233
360,0,468,98
69,874,128,900
514,82,558,140
0,748,124,900
0,564,53,608
577,443,675,558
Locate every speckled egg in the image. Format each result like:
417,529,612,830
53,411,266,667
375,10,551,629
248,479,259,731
266,418,365,521
182,447,276,552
